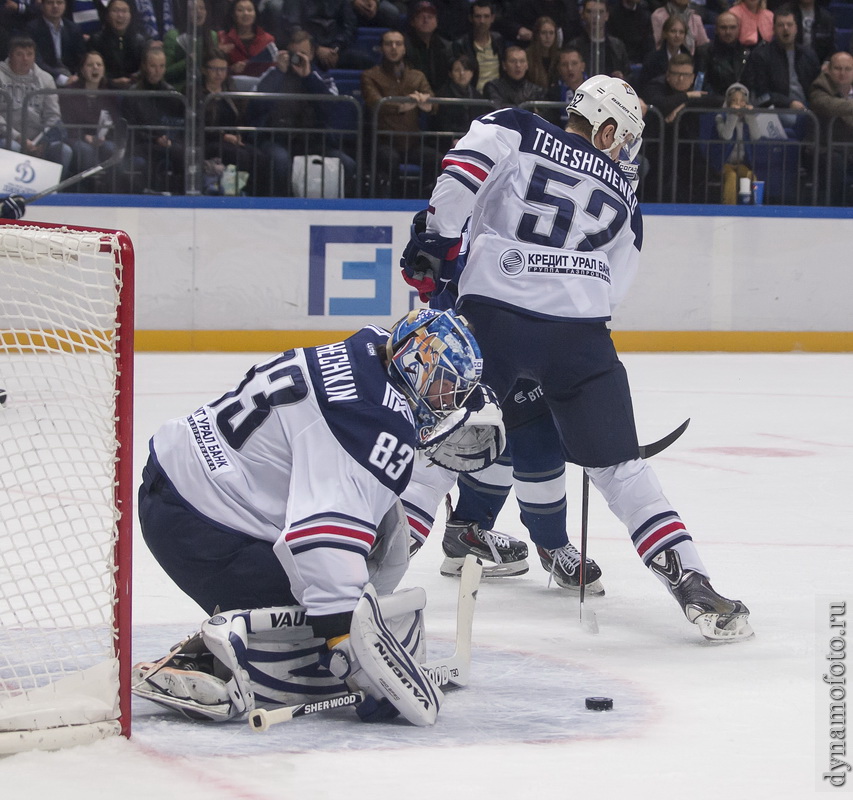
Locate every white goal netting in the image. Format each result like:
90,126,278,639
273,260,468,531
0,222,133,752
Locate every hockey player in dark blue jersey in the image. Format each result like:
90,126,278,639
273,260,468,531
133,310,504,726
402,76,752,642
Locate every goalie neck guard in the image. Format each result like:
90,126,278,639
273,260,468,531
387,310,483,444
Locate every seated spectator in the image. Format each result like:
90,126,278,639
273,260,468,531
544,45,586,126
568,0,631,78
497,0,582,48
163,0,219,91
715,82,758,203
809,50,853,203
451,0,505,93
704,11,751,95
641,52,724,200
607,0,655,66
742,6,820,117
651,0,710,54
260,0,364,70
0,36,73,176
218,0,278,79
59,49,121,185
639,14,693,90
728,0,775,49
88,0,148,88
247,31,356,196
132,0,176,41
360,28,438,197
433,53,485,138
27,0,87,86
482,45,545,107
405,0,452,92
792,0,836,64
121,43,186,192
351,0,404,29
200,51,257,194
525,15,560,89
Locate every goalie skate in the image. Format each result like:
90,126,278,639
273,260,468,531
536,543,605,595
650,550,754,642
131,635,238,721
441,517,529,578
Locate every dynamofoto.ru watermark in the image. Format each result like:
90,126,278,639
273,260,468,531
820,601,850,789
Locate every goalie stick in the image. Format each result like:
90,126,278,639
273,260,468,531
22,119,128,205
248,555,483,731
578,419,690,634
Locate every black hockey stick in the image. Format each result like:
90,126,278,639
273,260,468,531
22,119,128,205
639,418,691,459
579,470,598,633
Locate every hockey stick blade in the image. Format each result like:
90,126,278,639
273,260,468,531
248,691,365,732
639,418,690,459
23,118,128,205
422,554,482,688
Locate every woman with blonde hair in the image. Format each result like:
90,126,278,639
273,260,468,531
728,0,774,48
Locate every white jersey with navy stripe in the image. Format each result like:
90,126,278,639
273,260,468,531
150,327,419,617
429,107,643,322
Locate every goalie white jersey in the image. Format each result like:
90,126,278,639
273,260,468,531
428,107,643,321
150,327,419,617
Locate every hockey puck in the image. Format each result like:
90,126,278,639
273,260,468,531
585,697,613,711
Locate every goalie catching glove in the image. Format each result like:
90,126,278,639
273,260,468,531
400,209,462,302
324,583,443,726
423,383,505,473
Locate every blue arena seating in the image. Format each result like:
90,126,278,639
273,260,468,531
830,3,853,29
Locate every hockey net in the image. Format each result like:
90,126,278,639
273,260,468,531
0,220,133,753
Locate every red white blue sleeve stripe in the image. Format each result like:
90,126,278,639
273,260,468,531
402,499,434,550
441,148,495,193
285,512,377,558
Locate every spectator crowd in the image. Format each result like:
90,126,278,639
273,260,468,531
0,0,852,202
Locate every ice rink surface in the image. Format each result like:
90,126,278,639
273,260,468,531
3,350,852,799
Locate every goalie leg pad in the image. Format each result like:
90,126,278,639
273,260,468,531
378,587,427,664
349,584,443,726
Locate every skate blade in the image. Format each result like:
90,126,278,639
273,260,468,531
695,611,754,642
552,576,606,596
440,556,529,578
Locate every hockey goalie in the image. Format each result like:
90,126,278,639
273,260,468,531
132,310,500,727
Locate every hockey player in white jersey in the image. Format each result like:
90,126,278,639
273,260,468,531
134,309,504,726
401,76,753,642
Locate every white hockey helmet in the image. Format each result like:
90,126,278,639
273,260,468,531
567,75,645,158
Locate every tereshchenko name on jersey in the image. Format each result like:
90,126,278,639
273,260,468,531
430,107,643,322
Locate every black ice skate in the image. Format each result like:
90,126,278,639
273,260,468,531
650,549,754,641
441,517,529,578
536,543,605,595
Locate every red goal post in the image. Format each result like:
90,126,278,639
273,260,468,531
0,218,134,752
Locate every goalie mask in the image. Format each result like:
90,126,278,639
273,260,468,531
567,75,644,166
387,309,483,444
